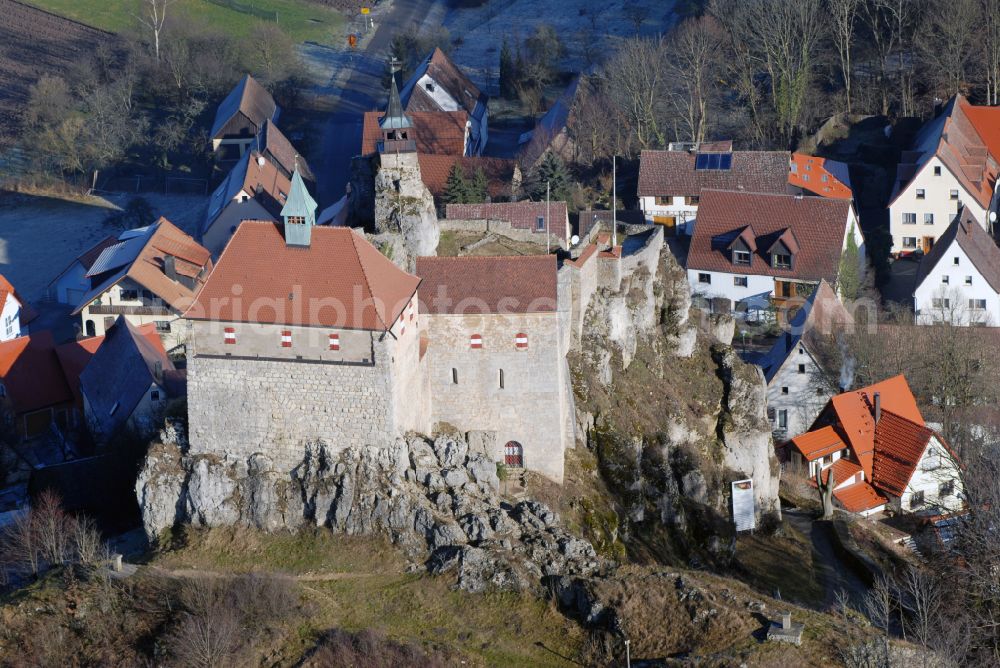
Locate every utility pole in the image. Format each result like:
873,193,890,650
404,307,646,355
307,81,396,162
546,180,551,254
625,638,631,668
612,155,618,248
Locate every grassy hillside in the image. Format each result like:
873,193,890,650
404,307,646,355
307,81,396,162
23,0,345,43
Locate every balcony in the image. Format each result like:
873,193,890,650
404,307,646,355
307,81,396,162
88,304,171,316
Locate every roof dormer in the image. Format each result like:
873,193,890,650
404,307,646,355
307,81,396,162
768,228,799,270
728,225,756,266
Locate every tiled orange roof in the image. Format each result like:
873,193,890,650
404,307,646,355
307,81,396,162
790,425,846,461
963,102,1000,159
445,201,570,241
416,155,516,200
54,335,104,404
186,222,420,331
415,255,557,315
820,458,862,486
834,481,887,513
788,153,853,199
871,410,935,498
0,331,73,414
361,110,468,156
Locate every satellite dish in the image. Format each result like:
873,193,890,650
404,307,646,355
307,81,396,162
571,235,580,246
990,211,997,223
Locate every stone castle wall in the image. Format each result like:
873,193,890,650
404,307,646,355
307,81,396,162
439,219,569,250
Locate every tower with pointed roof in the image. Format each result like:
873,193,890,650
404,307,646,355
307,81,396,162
379,58,416,157
281,166,318,247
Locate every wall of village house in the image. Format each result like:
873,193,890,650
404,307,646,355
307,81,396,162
86,380,167,442
913,241,1000,326
203,199,273,258
889,156,987,254
898,435,965,514
80,278,187,350
639,195,699,234
767,344,837,442
186,319,399,472
421,311,568,483
687,270,776,310
0,294,21,342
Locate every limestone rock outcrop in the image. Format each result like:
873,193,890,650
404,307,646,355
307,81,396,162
137,430,603,593
371,157,439,270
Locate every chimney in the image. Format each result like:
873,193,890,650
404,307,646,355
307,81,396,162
782,612,792,630
163,254,177,281
874,392,882,424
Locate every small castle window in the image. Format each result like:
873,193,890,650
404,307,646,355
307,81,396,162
470,333,483,349
329,333,340,351
224,327,236,344
499,368,505,389
281,330,292,348
797,364,806,374
536,216,545,231
452,368,458,384
515,333,528,350
287,215,305,225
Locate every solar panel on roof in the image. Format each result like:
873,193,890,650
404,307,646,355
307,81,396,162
695,154,709,170
719,154,732,170
84,235,146,277
708,153,721,169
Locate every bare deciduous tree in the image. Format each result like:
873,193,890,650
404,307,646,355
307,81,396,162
134,0,175,63
602,37,669,154
663,16,725,144
830,0,861,114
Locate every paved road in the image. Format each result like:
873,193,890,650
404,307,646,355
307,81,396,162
309,0,442,207
784,508,871,610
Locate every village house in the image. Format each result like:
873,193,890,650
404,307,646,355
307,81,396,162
518,77,580,170
415,255,572,483
0,275,35,342
63,218,212,350
757,280,853,442
888,94,1000,256
445,201,571,249
202,149,290,257
637,142,789,235
913,207,1000,326
685,189,864,320
787,153,853,201
250,119,315,188
79,317,180,444
361,108,470,157
0,331,101,440
788,375,964,517
49,236,119,306
399,47,489,156
209,74,279,159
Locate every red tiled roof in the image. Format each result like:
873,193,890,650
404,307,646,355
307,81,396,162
0,331,72,414
186,223,420,331
361,110,468,156
834,481,887,513
790,425,847,461
416,155,517,200
789,153,853,199
54,336,104,404
445,201,570,241
402,47,485,118
870,410,936,498
963,101,1000,159
415,255,557,315
820,458,862,486
637,149,789,197
685,189,854,282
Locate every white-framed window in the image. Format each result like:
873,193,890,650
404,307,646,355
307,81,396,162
949,189,959,200
942,275,950,284
698,273,711,284
772,253,792,269
970,299,987,310
903,237,917,249
916,189,926,199
965,276,973,285
902,213,917,224
155,321,171,333
777,410,788,429
733,250,751,265
924,213,934,225
734,276,748,287
536,216,545,231
932,298,951,308
934,166,942,176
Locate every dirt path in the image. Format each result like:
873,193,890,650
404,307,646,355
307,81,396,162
143,564,386,581
784,509,871,610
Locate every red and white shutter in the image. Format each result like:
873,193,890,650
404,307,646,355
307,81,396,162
329,333,340,351
408,299,415,322
514,332,528,350
281,330,292,348
470,333,483,349
224,327,236,344
400,323,406,336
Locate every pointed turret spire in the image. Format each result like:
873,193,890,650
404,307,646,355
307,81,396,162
281,165,318,247
380,57,413,131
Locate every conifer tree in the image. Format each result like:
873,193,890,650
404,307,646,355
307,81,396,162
470,167,489,202
443,163,470,204
525,152,572,202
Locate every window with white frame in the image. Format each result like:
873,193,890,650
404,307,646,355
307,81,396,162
734,276,748,287
965,276,973,285
923,213,934,225
732,250,751,265
916,189,926,199
970,299,987,310
902,213,917,224
932,298,951,309
949,189,959,200
903,237,917,248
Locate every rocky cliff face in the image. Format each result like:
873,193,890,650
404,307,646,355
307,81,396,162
137,426,603,593
569,245,780,563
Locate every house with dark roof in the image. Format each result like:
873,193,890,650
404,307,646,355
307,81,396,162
637,143,790,234
685,190,863,320
0,274,35,342
203,149,291,257
64,218,213,350
400,47,488,155
518,77,580,170
757,280,854,442
361,109,470,157
889,94,999,256
788,153,853,200
913,206,1000,325
79,317,179,443
209,74,279,159
788,375,964,517
250,119,315,187
415,255,571,482
445,201,571,247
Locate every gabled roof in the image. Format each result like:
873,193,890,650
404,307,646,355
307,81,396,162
400,47,487,120
729,225,757,252
833,481,886,513
638,148,789,197
762,280,853,383
415,255,557,315
186,223,420,331
416,155,517,201
204,150,291,237
820,458,862,486
280,168,317,222
361,110,468,156
916,206,1000,293
79,317,174,438
788,153,853,199
0,273,36,326
870,409,936,497
685,190,854,282
519,77,580,168
445,201,570,241
72,218,212,316
54,336,104,404
0,331,72,414
790,425,846,462
209,74,277,140
253,119,315,183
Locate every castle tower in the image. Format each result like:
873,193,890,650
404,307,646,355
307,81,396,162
281,165,318,247
379,58,416,157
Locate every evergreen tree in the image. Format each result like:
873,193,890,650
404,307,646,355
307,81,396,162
443,163,470,204
469,167,489,202
499,38,516,99
838,222,861,301
525,152,572,202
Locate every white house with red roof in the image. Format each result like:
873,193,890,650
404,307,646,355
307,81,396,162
685,190,863,319
0,274,34,342
788,375,964,517
889,94,1000,256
